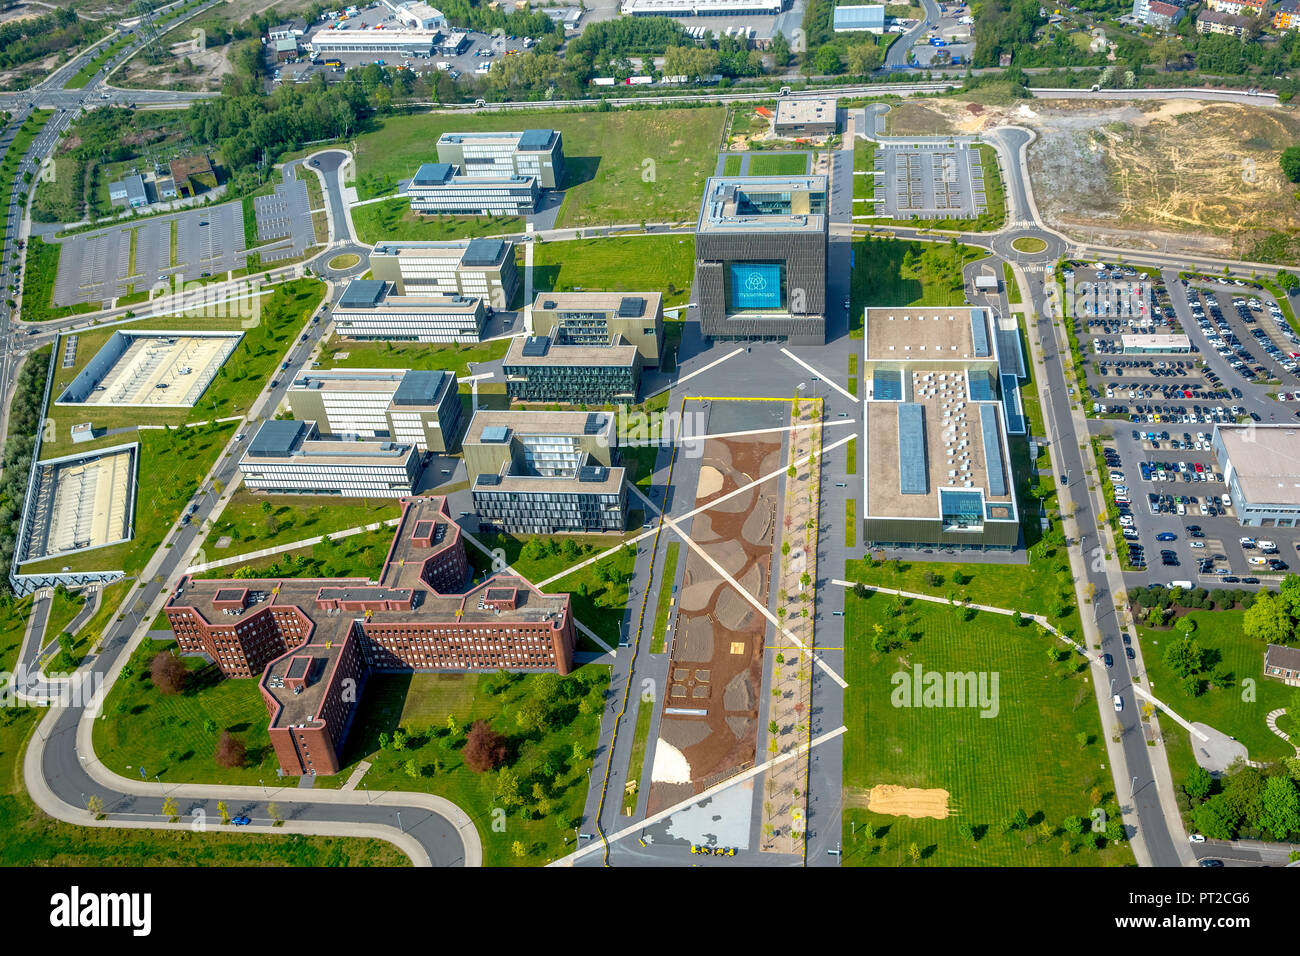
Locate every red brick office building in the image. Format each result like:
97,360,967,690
164,496,576,775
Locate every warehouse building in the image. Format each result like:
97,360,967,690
773,96,838,136
238,419,423,497
164,495,577,775
503,335,642,405
287,368,463,453
331,278,487,343
860,307,1026,550
309,27,444,56
406,162,539,216
369,238,519,308
529,291,664,366
832,4,886,31
693,175,828,345
436,129,565,190
464,410,628,534
1213,424,1300,527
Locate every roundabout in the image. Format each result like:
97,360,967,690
327,252,361,271
1011,236,1048,254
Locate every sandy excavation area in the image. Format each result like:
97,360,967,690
864,785,953,820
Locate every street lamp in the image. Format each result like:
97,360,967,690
396,811,403,833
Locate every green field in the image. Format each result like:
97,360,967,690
848,238,987,337
20,421,237,577
351,197,524,245
1004,262,1021,304
318,335,510,376
842,597,1133,866
649,541,681,654
350,108,725,228
197,525,397,581
745,152,809,176
18,238,99,323
533,235,696,307
337,668,609,866
0,111,51,242
43,278,326,449
200,490,401,561
0,600,403,865
722,155,741,176
1137,609,1296,763
622,693,656,814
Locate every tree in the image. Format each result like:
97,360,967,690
495,766,522,807
217,800,231,825
1163,634,1203,678
1243,590,1296,645
463,720,508,772
214,731,246,769
907,842,921,864
404,758,420,779
162,797,178,822
203,718,217,735
1191,795,1237,841
958,822,975,846
267,802,283,824
86,794,104,817
150,651,187,694
1184,766,1214,801
1063,815,1084,836
846,42,883,76
1075,731,1088,750
1258,775,1300,840
1281,145,1300,184
770,30,791,67
392,729,409,751
512,840,527,858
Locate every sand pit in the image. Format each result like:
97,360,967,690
867,785,952,820
678,579,716,613
741,504,774,547
697,465,724,498
651,739,693,784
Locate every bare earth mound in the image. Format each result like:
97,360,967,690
866,785,952,820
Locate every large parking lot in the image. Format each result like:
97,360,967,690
876,144,987,220
1076,261,1300,589
52,203,247,308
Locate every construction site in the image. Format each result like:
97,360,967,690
55,329,244,408
18,443,139,565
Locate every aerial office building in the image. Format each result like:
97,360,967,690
287,368,463,453
1213,424,1300,527
165,496,577,775
331,278,487,343
369,238,519,309
620,0,785,15
237,419,423,498
464,410,628,534
435,129,565,190
406,162,539,216
693,175,828,345
503,335,642,405
529,292,664,367
860,307,1027,550
773,96,838,136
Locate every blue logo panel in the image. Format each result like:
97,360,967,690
729,262,783,310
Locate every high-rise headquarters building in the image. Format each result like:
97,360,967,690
693,175,828,346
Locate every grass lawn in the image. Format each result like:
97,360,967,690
18,238,102,323
0,602,403,865
45,587,88,644
649,541,680,654
20,421,238,577
199,489,401,560
532,235,696,307
44,279,325,451
351,197,524,245
94,638,282,785
845,499,857,548
848,354,858,397
722,155,741,176
621,693,656,814
195,525,397,580
841,597,1133,866
746,152,808,176
1004,262,1022,304
1012,236,1048,254
842,550,1077,627
849,237,987,337
846,436,857,476
621,444,660,490
1137,609,1296,763
317,335,510,377
336,668,609,866
350,108,724,228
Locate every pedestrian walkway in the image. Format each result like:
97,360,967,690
187,517,402,573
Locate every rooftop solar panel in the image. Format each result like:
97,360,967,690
521,336,551,357
897,403,928,495
980,404,1007,497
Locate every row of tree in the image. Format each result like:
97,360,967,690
1184,760,1300,842
0,7,108,72
0,347,50,596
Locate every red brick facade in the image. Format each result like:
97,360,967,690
165,496,576,775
